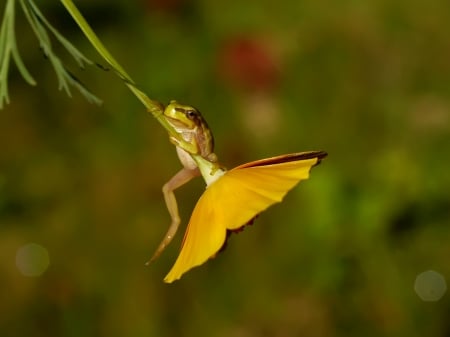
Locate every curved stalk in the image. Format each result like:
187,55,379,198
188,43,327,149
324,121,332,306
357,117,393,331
59,0,180,138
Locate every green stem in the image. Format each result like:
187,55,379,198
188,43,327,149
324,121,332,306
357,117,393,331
59,0,178,137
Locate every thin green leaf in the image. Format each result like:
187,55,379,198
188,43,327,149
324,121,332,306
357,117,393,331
26,0,93,68
19,0,102,105
0,0,36,108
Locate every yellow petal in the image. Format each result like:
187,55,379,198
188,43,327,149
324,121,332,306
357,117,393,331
164,151,326,282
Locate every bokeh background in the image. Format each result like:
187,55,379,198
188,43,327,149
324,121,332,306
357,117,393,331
1,0,449,336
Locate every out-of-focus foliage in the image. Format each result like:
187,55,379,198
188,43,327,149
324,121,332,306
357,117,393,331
0,0,449,336
0,0,102,108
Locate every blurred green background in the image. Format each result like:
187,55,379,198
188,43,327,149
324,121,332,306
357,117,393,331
1,0,449,336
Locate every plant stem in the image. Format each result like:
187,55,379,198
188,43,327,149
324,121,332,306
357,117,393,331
59,0,179,138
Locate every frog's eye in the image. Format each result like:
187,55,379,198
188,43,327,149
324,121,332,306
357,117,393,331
185,109,197,120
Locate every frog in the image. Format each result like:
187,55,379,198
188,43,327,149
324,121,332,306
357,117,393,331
147,101,224,263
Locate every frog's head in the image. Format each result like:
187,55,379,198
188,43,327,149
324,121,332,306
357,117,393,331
163,100,202,130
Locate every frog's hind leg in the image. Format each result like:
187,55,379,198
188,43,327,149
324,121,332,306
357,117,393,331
146,167,200,264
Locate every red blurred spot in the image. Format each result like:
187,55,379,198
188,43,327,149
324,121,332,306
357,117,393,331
218,37,279,93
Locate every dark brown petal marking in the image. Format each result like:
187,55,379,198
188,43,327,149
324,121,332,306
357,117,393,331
218,215,258,254
235,151,327,169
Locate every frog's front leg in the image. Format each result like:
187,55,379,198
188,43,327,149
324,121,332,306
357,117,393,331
146,166,200,264
169,135,198,155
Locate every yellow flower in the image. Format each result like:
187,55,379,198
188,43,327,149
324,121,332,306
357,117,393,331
164,151,327,283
